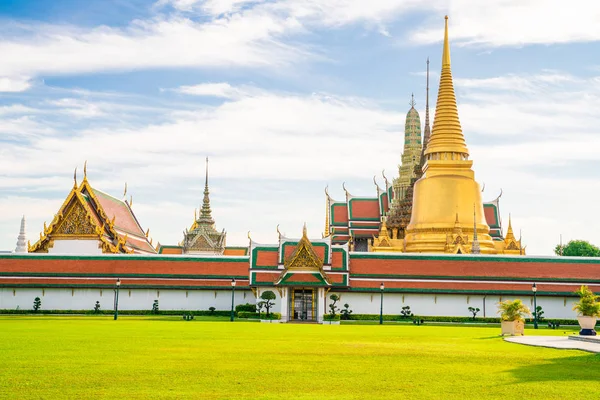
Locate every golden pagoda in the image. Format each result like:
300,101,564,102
404,16,497,254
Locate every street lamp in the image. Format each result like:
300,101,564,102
113,278,121,321
379,282,385,325
230,278,236,322
532,282,538,329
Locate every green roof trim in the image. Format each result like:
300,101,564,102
280,241,329,264
0,254,248,262
349,273,600,283
0,284,253,290
0,272,249,280
349,252,600,265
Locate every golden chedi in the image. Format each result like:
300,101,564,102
404,16,497,254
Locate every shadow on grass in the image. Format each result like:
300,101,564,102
509,354,600,383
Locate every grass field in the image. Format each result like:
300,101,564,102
0,316,599,399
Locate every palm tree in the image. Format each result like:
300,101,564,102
497,299,531,322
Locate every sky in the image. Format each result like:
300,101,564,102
1,0,600,255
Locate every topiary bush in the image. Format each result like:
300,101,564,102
93,301,101,314
235,303,256,313
340,303,353,320
260,291,276,317
33,297,41,313
152,300,160,314
238,311,281,320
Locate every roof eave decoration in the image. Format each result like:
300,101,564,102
276,226,331,286
29,170,134,254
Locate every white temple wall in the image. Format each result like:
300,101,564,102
49,240,103,255
327,292,580,320
0,288,255,312
0,287,580,319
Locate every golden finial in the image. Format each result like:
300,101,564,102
381,170,389,189
373,175,381,192
443,16,450,67
276,224,281,239
43,221,47,232
481,183,485,192
123,182,127,198
194,208,197,220
303,223,308,238
129,195,133,206
324,185,330,199
410,93,416,108
73,167,77,188
145,228,150,238
83,160,87,181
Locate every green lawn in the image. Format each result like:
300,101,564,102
0,316,599,399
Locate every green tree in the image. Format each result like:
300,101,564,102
33,297,41,313
555,240,600,257
93,301,101,314
329,294,340,317
260,291,276,317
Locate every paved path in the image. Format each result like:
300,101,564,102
504,335,600,353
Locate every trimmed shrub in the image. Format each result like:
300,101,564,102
235,303,256,313
208,307,216,314
323,314,341,321
33,297,41,313
238,311,281,320
260,291,277,317
93,301,101,314
340,303,353,320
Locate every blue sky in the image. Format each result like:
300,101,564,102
1,0,600,255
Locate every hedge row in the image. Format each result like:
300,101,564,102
238,311,282,320
344,314,581,325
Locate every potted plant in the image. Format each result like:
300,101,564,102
573,285,600,336
497,299,531,336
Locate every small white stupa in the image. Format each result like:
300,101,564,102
14,215,27,253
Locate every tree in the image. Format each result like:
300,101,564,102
260,291,276,317
329,294,340,317
93,301,101,314
468,306,480,320
555,240,600,257
400,306,413,318
33,297,41,313
497,299,531,322
532,305,544,322
340,303,353,320
152,300,160,314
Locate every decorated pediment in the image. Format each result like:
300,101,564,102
54,200,97,236
277,225,331,286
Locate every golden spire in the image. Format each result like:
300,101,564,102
425,16,469,158
73,167,77,189
83,160,88,182
505,214,516,240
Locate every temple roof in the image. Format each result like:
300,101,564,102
29,169,156,254
182,158,226,254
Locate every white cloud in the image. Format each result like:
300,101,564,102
411,0,600,47
0,76,33,92
175,82,251,99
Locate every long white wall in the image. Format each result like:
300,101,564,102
0,287,581,319
327,292,580,320
0,288,255,312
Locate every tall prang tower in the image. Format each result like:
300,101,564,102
393,94,422,202
404,16,497,254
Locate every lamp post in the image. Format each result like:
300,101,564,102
379,282,385,325
532,282,538,329
113,278,121,321
230,278,236,322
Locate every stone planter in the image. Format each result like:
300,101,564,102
501,320,524,336
260,319,283,323
322,320,340,325
577,316,597,336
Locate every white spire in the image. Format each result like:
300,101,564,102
14,215,27,253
